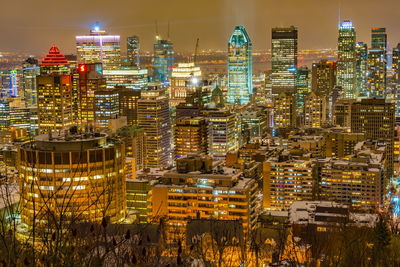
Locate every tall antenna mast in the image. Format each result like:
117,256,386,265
194,38,199,64
167,21,170,40
155,20,159,40
338,0,341,27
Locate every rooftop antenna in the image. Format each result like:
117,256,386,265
338,0,341,27
155,20,160,40
167,21,170,40
194,38,199,64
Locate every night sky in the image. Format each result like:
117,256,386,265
2,0,400,55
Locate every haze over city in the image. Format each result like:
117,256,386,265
2,0,400,54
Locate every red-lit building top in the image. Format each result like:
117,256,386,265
40,45,70,66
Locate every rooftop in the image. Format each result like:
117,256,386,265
40,45,70,66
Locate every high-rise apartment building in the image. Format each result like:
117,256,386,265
351,99,395,179
271,26,298,94
153,38,174,83
318,141,385,211
273,92,296,128
76,26,121,70
127,35,140,67
137,87,171,168
174,117,208,158
304,92,327,128
263,157,314,211
201,108,238,160
337,21,356,98
367,28,387,98
355,42,368,97
227,26,252,104
37,46,73,134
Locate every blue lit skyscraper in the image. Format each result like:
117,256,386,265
227,26,252,104
153,38,174,83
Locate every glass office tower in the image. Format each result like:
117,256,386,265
76,26,121,70
127,35,140,67
227,25,252,104
337,21,356,99
271,26,298,94
153,38,174,83
355,42,368,97
368,28,387,98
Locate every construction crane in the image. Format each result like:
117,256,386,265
193,38,199,64
155,20,160,40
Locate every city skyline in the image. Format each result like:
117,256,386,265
2,0,400,54
2,2,400,265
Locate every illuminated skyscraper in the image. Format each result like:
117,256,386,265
296,66,310,117
169,62,202,107
271,26,298,94
94,88,119,129
1,70,23,98
355,42,368,97
37,46,73,134
153,38,174,83
22,58,40,106
392,44,400,116
227,26,252,104
78,63,106,128
337,21,356,98
127,35,140,67
371,28,387,50
76,26,121,70
137,87,171,168
367,28,387,98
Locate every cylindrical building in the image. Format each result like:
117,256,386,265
18,131,126,228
